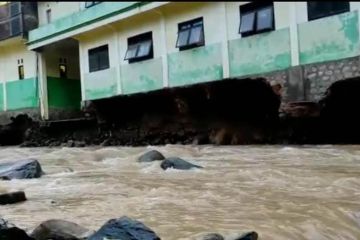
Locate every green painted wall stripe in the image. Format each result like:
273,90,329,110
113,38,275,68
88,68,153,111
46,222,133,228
168,43,223,87
121,58,163,95
298,11,359,65
27,2,151,46
6,78,39,110
47,76,81,109
84,67,118,100
229,28,291,77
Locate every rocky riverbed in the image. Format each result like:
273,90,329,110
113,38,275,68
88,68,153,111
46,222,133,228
1,145,360,239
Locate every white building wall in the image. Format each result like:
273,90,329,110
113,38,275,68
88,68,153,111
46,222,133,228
295,2,309,24
78,27,117,73
44,45,80,79
162,2,224,54
38,2,81,26
115,11,163,65
0,41,37,82
76,1,302,82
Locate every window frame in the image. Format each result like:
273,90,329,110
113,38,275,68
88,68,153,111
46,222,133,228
46,9,51,24
88,44,110,73
176,17,205,51
307,2,350,21
59,63,67,78
18,65,24,80
239,2,275,38
124,31,154,64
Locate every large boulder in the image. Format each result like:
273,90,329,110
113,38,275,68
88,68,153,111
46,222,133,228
138,150,165,162
233,231,258,240
0,218,34,240
198,233,224,240
88,216,160,240
160,157,203,170
0,114,33,146
30,219,93,240
0,191,27,205
0,159,44,180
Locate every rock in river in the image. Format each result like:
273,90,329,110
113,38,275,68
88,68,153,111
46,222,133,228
0,218,34,240
30,219,93,240
160,157,203,170
199,233,224,240
88,216,160,240
0,159,44,180
233,231,258,240
138,150,165,162
0,191,27,205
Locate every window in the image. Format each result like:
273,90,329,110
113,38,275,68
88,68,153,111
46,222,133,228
176,17,204,51
46,9,51,23
18,65,24,80
307,2,350,21
124,31,153,63
59,58,67,78
88,45,109,72
85,1,100,8
239,2,274,37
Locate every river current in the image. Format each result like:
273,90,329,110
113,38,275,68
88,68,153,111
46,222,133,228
1,145,360,239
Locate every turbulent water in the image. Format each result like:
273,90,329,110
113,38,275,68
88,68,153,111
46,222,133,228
1,145,360,239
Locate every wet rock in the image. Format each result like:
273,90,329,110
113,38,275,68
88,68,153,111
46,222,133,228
74,141,86,148
30,219,93,240
19,141,39,147
192,133,209,145
67,140,75,148
0,191,27,205
88,216,160,240
100,138,111,147
233,231,258,240
138,150,165,162
0,159,44,180
0,114,33,146
200,233,224,240
160,157,203,170
0,218,34,240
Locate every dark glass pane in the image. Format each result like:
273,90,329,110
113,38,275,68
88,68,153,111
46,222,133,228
98,49,109,70
18,65,24,80
257,6,273,31
89,45,108,72
192,20,203,27
88,54,98,72
176,29,190,47
137,40,152,58
240,11,255,34
46,9,51,23
10,2,20,17
189,25,203,45
125,44,138,60
10,16,21,36
308,2,350,21
179,23,192,31
59,64,67,78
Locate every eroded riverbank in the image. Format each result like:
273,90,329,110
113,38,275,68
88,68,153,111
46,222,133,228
1,145,360,239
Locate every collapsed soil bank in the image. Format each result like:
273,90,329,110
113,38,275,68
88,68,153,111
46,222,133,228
2,77,360,147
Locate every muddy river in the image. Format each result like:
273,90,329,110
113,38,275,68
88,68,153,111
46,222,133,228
1,145,360,239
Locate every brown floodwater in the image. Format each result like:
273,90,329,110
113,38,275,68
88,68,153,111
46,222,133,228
1,145,360,239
